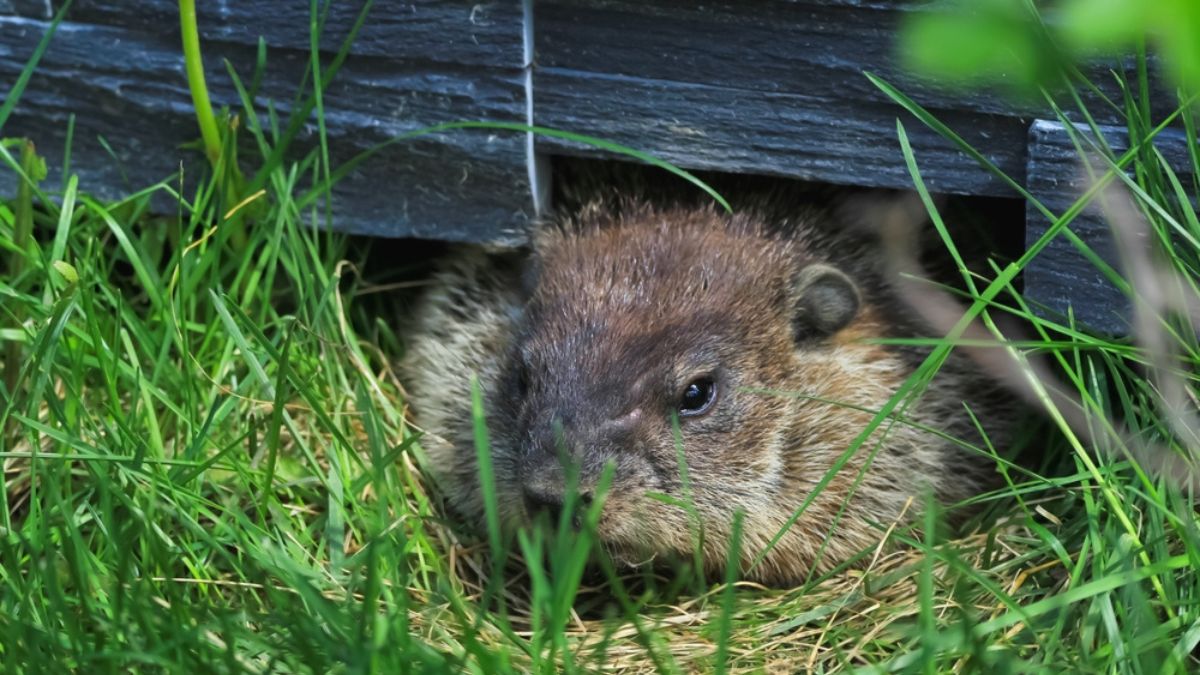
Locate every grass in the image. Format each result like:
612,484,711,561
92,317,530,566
2,4,1200,673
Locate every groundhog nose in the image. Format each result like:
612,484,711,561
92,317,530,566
523,483,566,524
522,479,593,529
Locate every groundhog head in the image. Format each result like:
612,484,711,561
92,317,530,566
464,202,979,583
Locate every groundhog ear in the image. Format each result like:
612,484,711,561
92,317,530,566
791,263,861,340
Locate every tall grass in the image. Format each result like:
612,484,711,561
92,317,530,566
0,2,1197,673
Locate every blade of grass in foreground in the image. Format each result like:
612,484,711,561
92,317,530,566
713,511,744,675
471,376,506,589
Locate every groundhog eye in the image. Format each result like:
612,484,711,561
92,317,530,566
678,377,717,416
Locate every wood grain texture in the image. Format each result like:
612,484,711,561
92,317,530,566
535,0,1171,118
532,67,1029,197
1024,119,1196,334
537,0,1040,118
6,0,525,67
0,15,535,242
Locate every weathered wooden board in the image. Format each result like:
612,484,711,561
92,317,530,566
532,67,1028,198
534,0,1178,205
5,0,526,67
0,14,534,242
1024,119,1197,334
533,0,1042,198
537,0,1166,121
537,0,1034,117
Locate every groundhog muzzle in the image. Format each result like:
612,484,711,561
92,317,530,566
401,195,1010,586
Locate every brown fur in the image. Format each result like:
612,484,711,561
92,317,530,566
401,195,1009,586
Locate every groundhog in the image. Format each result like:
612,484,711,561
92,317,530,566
400,182,1011,586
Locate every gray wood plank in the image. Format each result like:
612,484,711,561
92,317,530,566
0,16,535,242
537,0,1173,123
1024,119,1197,334
532,67,1029,197
539,0,1052,119
7,0,525,67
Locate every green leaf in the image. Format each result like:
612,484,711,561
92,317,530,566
52,260,78,285
1059,0,1150,50
900,0,1044,91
